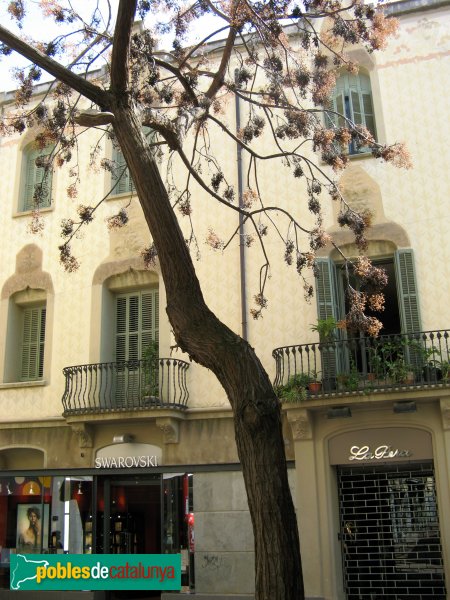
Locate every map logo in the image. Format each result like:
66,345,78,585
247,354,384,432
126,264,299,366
10,554,181,590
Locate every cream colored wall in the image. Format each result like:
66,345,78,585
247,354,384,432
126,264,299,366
0,4,449,422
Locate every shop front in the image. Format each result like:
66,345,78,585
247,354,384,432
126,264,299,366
0,461,194,598
287,399,450,600
330,428,447,600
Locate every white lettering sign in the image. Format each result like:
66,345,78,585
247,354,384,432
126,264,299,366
349,445,412,461
94,455,158,468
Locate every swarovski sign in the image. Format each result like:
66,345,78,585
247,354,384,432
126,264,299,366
95,443,162,469
95,455,158,469
349,445,412,461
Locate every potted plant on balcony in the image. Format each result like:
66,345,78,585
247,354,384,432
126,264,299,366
276,373,309,403
385,355,410,384
310,317,337,343
408,339,443,383
308,370,322,394
440,360,450,382
337,359,360,392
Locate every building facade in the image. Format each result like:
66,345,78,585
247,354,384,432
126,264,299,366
0,0,449,599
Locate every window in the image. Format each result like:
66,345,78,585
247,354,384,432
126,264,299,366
21,144,53,211
3,289,48,384
328,72,376,154
315,249,421,382
115,289,159,363
115,289,159,405
112,143,135,195
111,128,154,196
316,249,420,337
20,305,46,381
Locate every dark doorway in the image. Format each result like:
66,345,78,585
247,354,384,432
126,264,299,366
337,462,446,600
98,476,162,600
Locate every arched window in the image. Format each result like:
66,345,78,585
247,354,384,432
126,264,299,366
21,144,53,212
328,72,376,154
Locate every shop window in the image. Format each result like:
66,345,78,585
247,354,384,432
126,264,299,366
21,143,53,212
0,476,93,586
327,71,376,154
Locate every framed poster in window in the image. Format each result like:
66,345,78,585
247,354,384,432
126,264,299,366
16,504,50,553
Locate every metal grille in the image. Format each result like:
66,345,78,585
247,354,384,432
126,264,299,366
337,462,446,600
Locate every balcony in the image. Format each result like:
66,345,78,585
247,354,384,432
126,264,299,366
273,330,450,401
62,358,190,417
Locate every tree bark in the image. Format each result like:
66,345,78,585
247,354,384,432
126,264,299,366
111,101,304,600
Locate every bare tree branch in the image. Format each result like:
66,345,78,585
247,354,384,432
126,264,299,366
0,25,107,106
110,0,137,94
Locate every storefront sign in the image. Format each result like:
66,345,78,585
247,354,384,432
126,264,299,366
349,445,412,461
94,455,158,468
329,428,432,465
95,443,162,469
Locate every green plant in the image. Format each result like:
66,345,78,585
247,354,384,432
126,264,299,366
276,374,308,403
367,346,385,378
142,340,159,397
309,370,321,383
440,360,450,381
337,358,360,391
386,356,409,383
310,317,337,342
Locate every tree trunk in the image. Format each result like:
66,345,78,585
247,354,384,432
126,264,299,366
111,102,304,600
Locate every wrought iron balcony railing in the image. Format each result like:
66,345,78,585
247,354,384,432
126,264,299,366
273,330,450,399
62,358,190,416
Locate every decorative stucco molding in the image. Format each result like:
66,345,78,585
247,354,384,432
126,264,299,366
1,244,54,299
286,408,313,441
71,423,94,448
156,417,179,444
440,399,450,431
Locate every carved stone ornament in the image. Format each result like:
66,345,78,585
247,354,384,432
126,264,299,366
17,244,42,274
156,417,179,444
287,408,312,441
440,399,450,431
71,423,94,448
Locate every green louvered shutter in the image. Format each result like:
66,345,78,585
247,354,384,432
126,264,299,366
115,290,159,405
315,259,341,387
316,259,339,321
23,147,52,211
395,249,422,369
112,128,154,195
20,306,46,380
112,145,135,195
395,249,421,334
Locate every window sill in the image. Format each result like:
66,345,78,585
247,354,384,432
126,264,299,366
12,206,54,218
348,150,373,161
0,380,47,390
107,190,137,201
